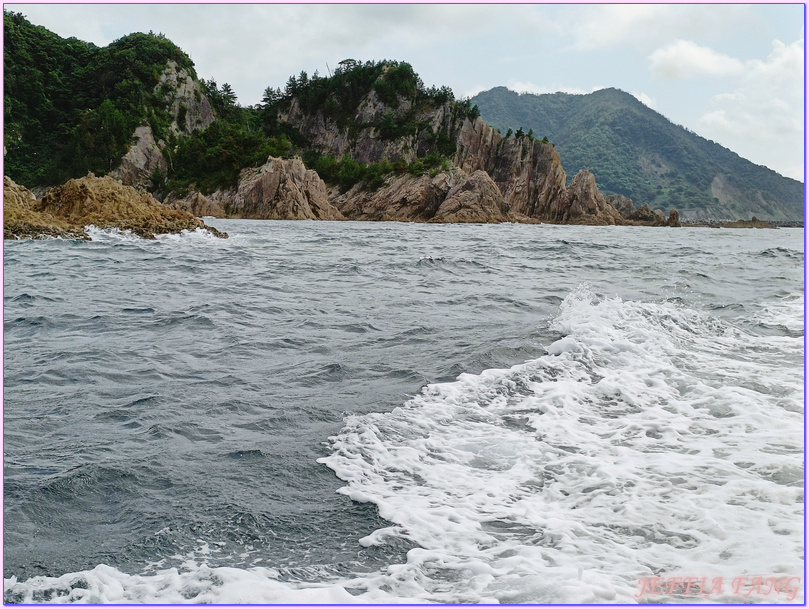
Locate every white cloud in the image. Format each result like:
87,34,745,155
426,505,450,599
507,81,603,96
630,92,658,110
565,4,754,51
695,38,805,180
649,40,745,79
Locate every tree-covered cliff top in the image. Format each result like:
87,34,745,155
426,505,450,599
266,58,477,126
4,14,480,196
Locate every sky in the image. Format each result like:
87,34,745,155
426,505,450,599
5,3,806,181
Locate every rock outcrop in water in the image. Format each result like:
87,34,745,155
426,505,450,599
169,157,344,220
270,80,676,225
605,195,681,227
4,174,226,240
3,176,83,240
328,167,514,223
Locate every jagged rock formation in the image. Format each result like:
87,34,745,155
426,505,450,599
159,60,216,136
169,157,343,220
605,194,679,227
330,167,512,223
668,209,681,227
561,171,625,225
4,174,226,240
433,170,512,223
454,118,569,221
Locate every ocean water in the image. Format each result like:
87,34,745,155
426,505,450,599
3,220,804,604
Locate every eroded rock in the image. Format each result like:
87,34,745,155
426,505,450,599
4,176,83,239
4,174,226,240
431,170,510,223
109,124,167,191
176,157,344,220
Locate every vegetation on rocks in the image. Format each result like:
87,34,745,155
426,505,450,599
4,14,481,203
274,59,476,130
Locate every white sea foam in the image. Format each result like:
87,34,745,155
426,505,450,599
5,286,803,604
84,225,221,243
319,286,804,604
2,562,426,604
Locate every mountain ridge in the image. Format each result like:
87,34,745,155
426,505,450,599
469,86,804,221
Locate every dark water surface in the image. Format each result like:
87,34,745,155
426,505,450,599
3,221,804,603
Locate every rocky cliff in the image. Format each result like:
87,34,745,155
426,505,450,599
172,79,684,226
110,60,216,191
280,84,671,225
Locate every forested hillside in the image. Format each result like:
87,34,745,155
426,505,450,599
4,12,478,198
4,11,198,186
167,58,478,196
470,87,804,221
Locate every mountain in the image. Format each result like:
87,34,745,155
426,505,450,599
3,13,679,230
469,87,804,221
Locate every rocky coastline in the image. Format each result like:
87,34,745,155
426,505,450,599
5,51,684,238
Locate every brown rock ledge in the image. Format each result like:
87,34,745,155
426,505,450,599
4,174,226,240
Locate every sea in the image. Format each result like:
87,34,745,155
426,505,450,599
3,220,804,604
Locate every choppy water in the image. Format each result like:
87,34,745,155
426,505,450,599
3,221,804,604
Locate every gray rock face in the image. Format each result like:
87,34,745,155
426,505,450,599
274,87,647,225
432,170,510,223
282,91,427,165
561,171,625,225
158,60,215,136
111,60,215,189
606,194,637,218
109,124,167,191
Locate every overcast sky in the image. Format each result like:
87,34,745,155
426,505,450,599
6,3,805,181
